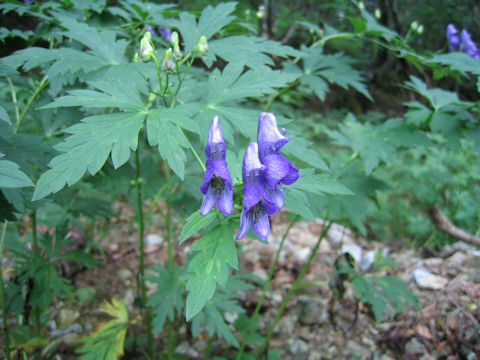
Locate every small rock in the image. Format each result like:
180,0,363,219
296,296,328,325
252,268,268,282
124,289,135,311
405,337,426,355
61,333,80,345
341,244,362,263
379,355,396,360
145,233,163,246
359,250,375,272
117,268,133,281
295,247,312,262
412,268,448,290
467,250,480,268
308,351,323,360
48,320,57,331
51,323,83,338
224,311,238,324
446,252,467,269
289,338,309,356
346,340,370,358
193,340,207,352
274,314,297,335
319,240,331,253
58,309,80,328
175,341,198,358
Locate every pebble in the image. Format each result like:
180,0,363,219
412,268,448,290
289,338,309,356
274,314,297,335
117,268,133,281
145,233,163,246
51,323,83,338
58,309,80,328
252,268,268,282
341,244,363,263
296,296,328,325
405,337,427,354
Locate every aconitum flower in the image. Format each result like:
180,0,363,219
257,112,299,209
147,25,157,37
235,143,277,241
460,29,480,58
158,26,172,42
446,24,461,51
199,116,233,216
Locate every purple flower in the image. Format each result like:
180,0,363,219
158,26,172,42
147,25,157,37
257,112,299,209
446,24,461,52
235,143,277,241
460,29,480,58
199,116,233,216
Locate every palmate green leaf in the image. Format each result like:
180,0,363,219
180,210,219,244
206,63,300,107
0,27,34,42
33,112,144,200
146,109,193,180
57,16,127,65
352,275,418,323
41,80,145,112
0,155,33,188
0,106,10,124
300,47,372,101
427,53,480,77
76,298,129,360
291,169,353,196
147,264,185,335
327,115,429,174
172,2,237,53
284,187,315,221
207,35,304,68
186,224,238,321
191,274,252,347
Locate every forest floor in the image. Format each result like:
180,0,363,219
43,203,480,359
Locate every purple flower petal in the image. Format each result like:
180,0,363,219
262,153,291,189
217,186,233,216
252,212,270,241
265,185,285,210
235,209,251,240
242,182,264,210
158,26,172,42
206,116,226,160
200,186,216,216
282,162,300,185
257,112,291,161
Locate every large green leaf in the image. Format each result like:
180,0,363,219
291,169,353,196
173,2,237,53
180,210,219,244
33,112,144,200
185,224,238,321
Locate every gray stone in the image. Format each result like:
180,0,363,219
117,268,133,281
48,319,57,331
447,252,467,269
274,314,297,335
51,323,83,338
289,338,309,356
295,247,312,262
346,340,370,358
297,296,328,325
405,337,426,355
412,268,448,290
252,268,268,282
359,250,375,272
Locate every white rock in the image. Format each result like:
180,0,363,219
412,268,448,290
341,243,363,264
359,250,375,272
224,311,238,324
145,233,163,246
295,247,312,262
252,268,268,282
289,339,309,355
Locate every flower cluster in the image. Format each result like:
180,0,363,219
199,113,299,241
147,25,172,42
446,24,480,58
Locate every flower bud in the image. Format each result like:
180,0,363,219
411,21,418,30
417,24,424,34
162,48,175,73
358,1,365,10
196,36,208,56
170,31,179,47
374,9,381,19
140,32,154,62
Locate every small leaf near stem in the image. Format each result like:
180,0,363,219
15,75,49,134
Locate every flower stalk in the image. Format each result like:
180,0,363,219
1,221,11,360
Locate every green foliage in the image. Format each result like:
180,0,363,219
180,209,219,244
76,298,129,360
186,224,238,321
147,263,185,335
0,155,33,188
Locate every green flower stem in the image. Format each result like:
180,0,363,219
264,79,300,112
235,216,299,360
30,212,41,340
166,198,173,264
134,150,154,359
6,77,20,124
0,221,11,360
204,334,214,359
15,75,49,134
167,319,174,360
171,54,196,107
257,221,332,358
189,143,206,172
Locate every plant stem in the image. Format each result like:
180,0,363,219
0,221,11,360
15,75,49,134
30,212,41,339
257,221,332,358
264,79,299,112
167,319,174,360
204,334,214,359
135,150,154,359
166,199,173,264
6,77,20,124
236,216,298,360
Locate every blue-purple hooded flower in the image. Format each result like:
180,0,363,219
461,29,480,58
235,143,277,241
158,26,172,42
199,116,233,216
257,112,299,209
446,24,461,51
